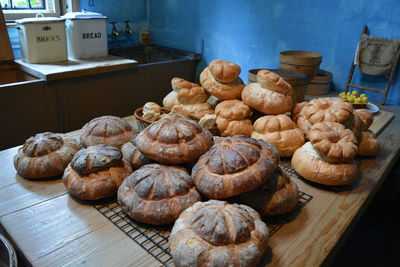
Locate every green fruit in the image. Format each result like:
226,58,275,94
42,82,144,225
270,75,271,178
352,90,359,97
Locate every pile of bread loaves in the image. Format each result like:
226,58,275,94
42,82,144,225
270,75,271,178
12,59,381,266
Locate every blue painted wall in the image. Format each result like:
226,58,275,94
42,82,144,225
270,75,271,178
148,0,400,105
7,0,400,104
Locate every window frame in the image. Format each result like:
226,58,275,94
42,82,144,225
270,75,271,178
2,0,61,21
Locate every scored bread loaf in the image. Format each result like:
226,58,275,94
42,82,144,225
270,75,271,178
118,164,201,225
192,135,279,199
80,115,135,148
170,200,269,267
14,132,80,179
62,145,132,200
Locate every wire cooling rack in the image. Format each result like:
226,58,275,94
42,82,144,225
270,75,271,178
94,191,313,266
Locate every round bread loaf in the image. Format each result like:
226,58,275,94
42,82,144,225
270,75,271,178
230,167,299,216
291,101,308,123
292,142,358,186
358,130,380,156
121,141,153,170
118,164,201,225
14,132,80,179
142,102,161,122
200,60,244,100
62,145,132,200
215,100,253,136
309,122,358,163
136,115,214,164
170,200,269,267
241,69,293,115
296,97,354,138
252,114,305,157
192,135,279,199
80,116,136,148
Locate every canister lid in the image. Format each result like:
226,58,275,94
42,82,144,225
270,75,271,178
16,17,65,24
62,11,107,20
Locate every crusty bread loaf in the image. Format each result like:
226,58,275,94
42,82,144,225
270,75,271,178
121,140,153,169
358,130,380,156
252,114,305,157
242,70,293,115
354,109,373,131
172,103,214,120
292,142,358,186
62,145,132,200
291,101,308,123
230,167,299,216
296,97,354,139
14,132,80,179
163,91,179,109
136,115,214,164
80,116,135,148
200,60,245,100
192,135,279,199
215,100,253,136
309,122,358,163
170,200,269,267
118,164,201,225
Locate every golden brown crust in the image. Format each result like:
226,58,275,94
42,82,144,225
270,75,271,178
200,66,244,100
216,117,253,137
172,103,214,120
309,122,358,163
291,101,308,123
80,116,136,148
171,77,197,93
118,164,201,225
13,132,80,179
62,145,132,200
209,59,241,83
291,142,358,186
241,82,292,114
136,115,214,164
354,109,373,131
230,167,299,216
170,200,269,267
177,85,210,105
257,69,293,95
358,130,380,156
192,135,279,199
215,99,252,120
252,115,305,157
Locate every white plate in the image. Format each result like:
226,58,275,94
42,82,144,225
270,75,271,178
366,102,379,113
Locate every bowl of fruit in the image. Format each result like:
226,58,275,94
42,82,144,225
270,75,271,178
338,90,369,109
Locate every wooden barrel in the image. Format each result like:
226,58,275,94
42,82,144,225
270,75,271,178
248,68,308,106
279,50,322,80
306,69,333,95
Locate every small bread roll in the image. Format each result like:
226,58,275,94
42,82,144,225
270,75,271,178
358,130,380,156
142,102,162,122
215,100,253,136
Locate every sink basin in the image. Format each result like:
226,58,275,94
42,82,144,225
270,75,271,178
109,45,201,65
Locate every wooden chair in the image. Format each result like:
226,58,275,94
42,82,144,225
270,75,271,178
344,25,400,105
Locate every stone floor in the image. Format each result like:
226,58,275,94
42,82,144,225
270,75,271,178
331,166,400,267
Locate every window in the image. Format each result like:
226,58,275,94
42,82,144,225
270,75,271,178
1,0,61,20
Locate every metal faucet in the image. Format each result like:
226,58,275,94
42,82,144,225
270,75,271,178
110,21,119,37
124,20,133,35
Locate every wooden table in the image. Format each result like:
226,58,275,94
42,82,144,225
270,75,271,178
0,106,399,267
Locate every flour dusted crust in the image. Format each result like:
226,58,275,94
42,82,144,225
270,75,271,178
292,142,358,186
192,135,279,199
14,132,80,179
170,200,269,267
200,60,245,100
241,70,293,115
80,116,135,148
62,145,132,200
136,115,214,164
358,130,380,156
230,167,299,216
252,114,305,157
215,100,253,136
296,97,354,138
309,122,358,163
142,102,161,122
163,91,179,109
118,164,201,225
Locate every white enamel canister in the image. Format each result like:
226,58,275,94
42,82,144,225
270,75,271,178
62,11,108,59
16,17,68,63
